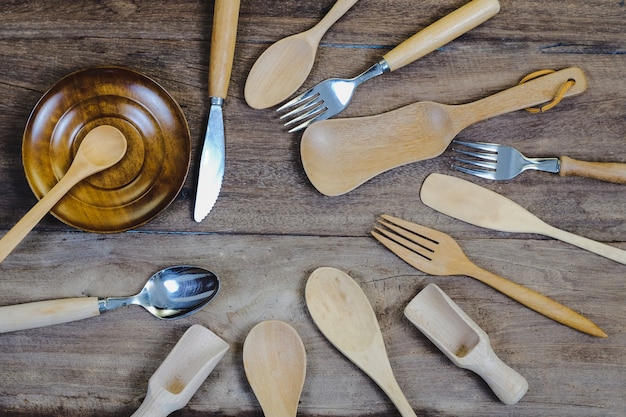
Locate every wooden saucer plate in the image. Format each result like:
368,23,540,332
22,66,191,233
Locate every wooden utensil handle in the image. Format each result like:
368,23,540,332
466,342,528,405
313,0,360,36
541,223,626,265
560,156,626,183
455,67,588,129
383,0,500,71
0,297,100,333
466,263,607,337
209,0,240,98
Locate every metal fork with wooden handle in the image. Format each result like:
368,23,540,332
372,214,607,338
278,0,501,132
421,173,626,265
300,67,587,196
452,140,626,182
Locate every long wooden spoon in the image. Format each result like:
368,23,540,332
245,0,359,109
0,125,127,263
300,67,587,196
405,284,528,405
421,173,626,265
305,267,417,417
243,320,307,417
131,324,229,417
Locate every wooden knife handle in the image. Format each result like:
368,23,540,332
0,297,101,333
209,0,241,99
383,0,500,71
560,156,626,183
466,263,607,338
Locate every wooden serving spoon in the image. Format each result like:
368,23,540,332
243,320,307,417
244,0,359,109
131,324,229,417
300,67,587,196
421,173,626,265
0,125,127,263
405,284,528,405
305,267,417,417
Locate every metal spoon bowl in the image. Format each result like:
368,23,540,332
0,265,220,333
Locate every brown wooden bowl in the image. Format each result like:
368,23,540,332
22,66,191,233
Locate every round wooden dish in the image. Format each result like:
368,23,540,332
22,67,191,233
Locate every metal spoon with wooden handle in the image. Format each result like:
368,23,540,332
243,320,307,417
300,67,587,196
130,324,229,417
421,173,626,265
405,283,528,405
0,125,127,263
305,267,417,417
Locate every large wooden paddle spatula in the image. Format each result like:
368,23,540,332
420,173,626,265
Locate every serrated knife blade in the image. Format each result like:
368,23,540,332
194,0,240,222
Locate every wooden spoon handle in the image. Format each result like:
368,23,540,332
209,0,240,98
383,0,500,71
0,298,100,333
559,156,626,183
453,67,587,129
465,262,607,337
311,0,360,38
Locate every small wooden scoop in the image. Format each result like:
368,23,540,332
0,125,127,263
405,283,528,405
130,324,229,417
300,67,587,196
305,267,417,417
243,320,307,417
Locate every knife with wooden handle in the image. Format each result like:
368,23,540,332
194,0,240,222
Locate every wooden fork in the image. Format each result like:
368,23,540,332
372,214,607,338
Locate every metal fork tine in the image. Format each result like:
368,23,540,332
279,96,322,121
453,140,500,153
283,107,327,133
452,164,498,180
453,148,498,162
276,88,317,112
452,156,497,170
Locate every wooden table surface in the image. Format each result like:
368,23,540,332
0,1,624,416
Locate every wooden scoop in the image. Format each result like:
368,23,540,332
421,173,626,265
245,0,360,109
243,320,307,417
305,267,417,417
300,67,587,196
131,324,229,417
405,283,528,405
0,125,127,262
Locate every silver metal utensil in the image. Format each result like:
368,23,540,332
194,0,241,222
0,266,220,333
452,139,626,183
277,0,500,132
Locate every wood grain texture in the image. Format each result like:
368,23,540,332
0,0,624,416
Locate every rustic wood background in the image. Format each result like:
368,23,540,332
0,1,624,416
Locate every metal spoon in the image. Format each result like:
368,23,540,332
0,124,127,263
0,266,220,333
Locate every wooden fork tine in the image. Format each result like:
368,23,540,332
380,214,444,243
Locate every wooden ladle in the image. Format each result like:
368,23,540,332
244,0,359,109
405,283,528,405
0,125,127,263
305,267,417,417
243,320,307,417
300,67,587,196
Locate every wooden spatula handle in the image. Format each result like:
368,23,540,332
560,156,626,183
383,0,500,71
0,298,100,333
465,262,607,337
209,0,240,99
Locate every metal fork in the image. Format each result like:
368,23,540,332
277,0,501,132
371,214,606,337
451,140,559,180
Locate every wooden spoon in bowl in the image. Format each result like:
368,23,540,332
244,0,359,109
243,320,307,417
0,125,127,263
300,67,587,196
